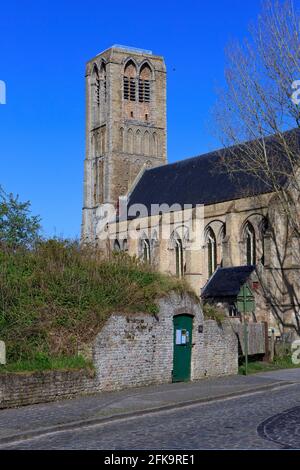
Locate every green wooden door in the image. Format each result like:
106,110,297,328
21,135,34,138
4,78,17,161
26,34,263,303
236,283,255,313
173,315,193,382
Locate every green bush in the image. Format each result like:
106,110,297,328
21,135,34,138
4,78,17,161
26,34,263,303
202,303,226,325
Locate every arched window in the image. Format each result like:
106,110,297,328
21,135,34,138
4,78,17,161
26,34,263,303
119,127,124,152
143,131,150,155
142,239,151,263
152,132,158,156
113,240,121,252
245,223,256,265
91,65,100,126
139,63,151,103
207,228,217,277
100,128,106,155
127,128,134,154
124,60,137,101
218,224,226,267
260,218,268,266
99,61,106,103
175,238,184,278
92,65,100,104
136,129,141,154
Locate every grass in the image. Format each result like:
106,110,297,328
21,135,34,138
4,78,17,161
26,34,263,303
0,354,93,374
0,239,194,367
239,355,300,375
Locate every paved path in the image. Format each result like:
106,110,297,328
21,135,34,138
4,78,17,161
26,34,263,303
3,382,300,450
0,369,300,449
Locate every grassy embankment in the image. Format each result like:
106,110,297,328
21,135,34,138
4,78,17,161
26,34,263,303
239,355,300,375
0,240,193,373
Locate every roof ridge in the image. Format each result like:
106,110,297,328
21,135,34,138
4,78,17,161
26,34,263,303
145,126,300,174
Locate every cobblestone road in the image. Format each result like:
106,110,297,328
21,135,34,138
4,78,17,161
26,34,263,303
3,383,300,450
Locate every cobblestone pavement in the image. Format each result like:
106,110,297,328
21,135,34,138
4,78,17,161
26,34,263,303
3,383,300,450
0,372,292,440
258,406,300,449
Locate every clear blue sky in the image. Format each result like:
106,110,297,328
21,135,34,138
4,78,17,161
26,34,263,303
0,0,262,239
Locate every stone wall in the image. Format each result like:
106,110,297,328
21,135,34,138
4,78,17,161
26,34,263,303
0,293,239,409
92,293,201,391
92,293,238,391
0,369,96,409
201,320,239,378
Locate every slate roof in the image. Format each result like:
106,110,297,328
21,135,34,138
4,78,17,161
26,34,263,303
128,129,300,213
201,266,256,299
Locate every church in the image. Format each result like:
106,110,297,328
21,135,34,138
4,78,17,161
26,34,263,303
81,45,300,341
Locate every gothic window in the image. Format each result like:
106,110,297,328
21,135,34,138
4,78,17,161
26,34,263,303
218,224,226,267
100,61,106,102
260,218,268,266
92,65,100,105
93,160,98,205
91,65,100,126
245,222,256,266
100,128,106,155
142,239,151,263
119,127,124,152
127,128,134,154
175,238,184,278
139,64,151,103
152,132,158,156
143,131,150,155
97,159,104,204
207,228,217,277
136,129,141,154
123,61,137,102
113,240,121,252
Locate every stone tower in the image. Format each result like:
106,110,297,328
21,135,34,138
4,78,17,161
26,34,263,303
81,45,167,243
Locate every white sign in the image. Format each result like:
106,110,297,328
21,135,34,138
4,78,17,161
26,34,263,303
176,330,182,345
176,329,189,345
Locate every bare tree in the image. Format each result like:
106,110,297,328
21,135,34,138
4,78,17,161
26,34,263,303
214,0,300,338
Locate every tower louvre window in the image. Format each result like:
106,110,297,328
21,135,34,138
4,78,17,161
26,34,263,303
96,77,100,106
124,77,136,101
139,79,151,103
144,80,150,102
129,78,136,101
123,77,129,100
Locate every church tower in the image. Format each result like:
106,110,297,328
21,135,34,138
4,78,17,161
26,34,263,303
82,45,167,243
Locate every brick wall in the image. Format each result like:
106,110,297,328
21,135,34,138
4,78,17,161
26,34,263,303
0,369,96,409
